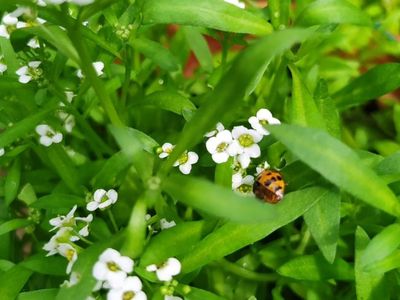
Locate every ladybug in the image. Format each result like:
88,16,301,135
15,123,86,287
253,169,285,204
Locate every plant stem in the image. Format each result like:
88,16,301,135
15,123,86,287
107,209,119,232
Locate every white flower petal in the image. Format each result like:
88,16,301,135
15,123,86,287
116,256,134,273
93,189,106,202
231,126,247,139
217,130,233,143
146,264,157,272
93,61,104,76
237,153,251,169
245,144,261,158
187,152,199,164
107,189,118,203
86,201,99,211
28,61,41,68
205,137,219,153
179,163,192,175
39,136,53,147
52,132,63,143
212,152,229,164
256,108,273,120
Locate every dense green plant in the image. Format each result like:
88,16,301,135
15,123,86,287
1,0,400,299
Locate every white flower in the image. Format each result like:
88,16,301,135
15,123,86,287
160,218,176,230
146,257,181,282
92,248,134,288
86,188,118,211
0,13,26,39
165,296,182,300
58,243,78,274
256,161,271,175
27,37,40,49
36,0,48,6
204,122,224,138
61,271,81,287
35,124,63,146
107,276,146,300
173,151,198,175
232,173,254,195
0,148,4,157
69,0,95,5
228,126,262,169
16,61,42,84
248,108,281,136
77,61,104,78
44,0,67,4
224,0,245,9
158,143,174,159
43,227,81,256
65,90,75,103
206,130,232,163
49,205,93,236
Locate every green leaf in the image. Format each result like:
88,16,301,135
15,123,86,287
21,255,67,276
142,0,273,35
182,26,213,72
18,289,58,300
278,253,354,281
0,219,33,236
267,124,400,217
335,63,400,109
304,187,340,263
0,106,56,148
30,194,85,209
134,91,196,118
296,0,372,27
5,157,21,206
164,174,317,223
17,183,37,205
288,65,325,129
360,223,400,270
269,0,291,30
355,227,388,300
160,28,313,174
180,186,325,273
0,264,32,300
133,38,180,72
180,286,225,300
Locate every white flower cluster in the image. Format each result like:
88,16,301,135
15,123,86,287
205,108,280,195
35,124,63,146
91,248,183,300
43,205,93,274
158,143,199,175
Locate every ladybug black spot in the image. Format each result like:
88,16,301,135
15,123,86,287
277,175,282,180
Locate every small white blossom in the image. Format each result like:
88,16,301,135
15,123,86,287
173,151,198,175
70,0,95,5
224,0,245,9
146,257,181,282
228,126,262,169
0,148,4,157
92,248,134,288
248,108,280,136
158,143,174,159
43,227,79,256
35,124,63,146
206,130,232,163
16,61,42,84
61,271,81,287
77,61,104,78
0,56,7,74
86,189,118,211
160,218,176,230
165,296,182,300
204,122,225,138
232,173,254,195
0,13,26,39
58,243,78,274
256,161,271,175
27,37,40,49
65,90,75,103
107,276,147,300
49,205,93,236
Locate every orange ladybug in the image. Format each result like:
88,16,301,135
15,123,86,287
253,170,285,204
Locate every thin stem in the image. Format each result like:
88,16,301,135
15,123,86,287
68,25,124,127
214,259,279,282
107,209,119,233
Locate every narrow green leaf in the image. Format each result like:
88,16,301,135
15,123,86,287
164,174,318,223
18,289,58,300
278,253,354,281
296,0,372,27
0,264,32,300
268,124,400,217
288,65,325,129
0,219,33,236
0,106,56,148
304,187,340,263
133,38,180,72
355,227,388,300
134,91,196,117
17,183,37,205
214,160,233,188
180,286,225,300
269,0,291,30
180,186,325,273
182,26,213,72
361,223,400,269
21,255,67,276
142,0,273,35
5,157,21,206
161,29,313,174
30,194,85,209
335,63,400,109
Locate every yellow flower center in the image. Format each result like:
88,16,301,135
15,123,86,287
238,184,252,193
66,249,76,261
123,291,135,300
216,142,228,152
107,261,120,272
178,152,188,164
238,134,254,147
260,119,268,125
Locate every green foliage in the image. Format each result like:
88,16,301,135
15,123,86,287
1,0,400,299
